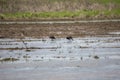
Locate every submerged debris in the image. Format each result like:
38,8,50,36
81,57,83,60
23,55,31,58
26,49,31,52
93,55,99,59
0,58,19,62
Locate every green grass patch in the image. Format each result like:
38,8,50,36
91,0,120,4
102,9,120,16
0,10,120,20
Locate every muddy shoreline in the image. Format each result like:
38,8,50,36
0,21,120,38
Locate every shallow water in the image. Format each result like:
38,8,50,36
0,36,120,62
0,36,120,80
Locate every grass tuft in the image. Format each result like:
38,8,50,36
0,58,19,62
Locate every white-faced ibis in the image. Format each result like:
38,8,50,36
49,36,56,40
66,36,73,40
0,36,5,38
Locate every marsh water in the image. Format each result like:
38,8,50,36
0,33,120,80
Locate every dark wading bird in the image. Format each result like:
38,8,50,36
66,36,73,40
0,36,5,38
49,36,56,40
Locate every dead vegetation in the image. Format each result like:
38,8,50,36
0,57,19,62
0,0,120,13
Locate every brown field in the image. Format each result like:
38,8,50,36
0,21,120,38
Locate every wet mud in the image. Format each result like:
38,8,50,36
0,21,120,38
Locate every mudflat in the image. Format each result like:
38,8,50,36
0,21,120,38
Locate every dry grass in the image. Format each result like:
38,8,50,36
0,0,120,13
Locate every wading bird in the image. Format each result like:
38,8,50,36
49,36,56,40
66,36,73,40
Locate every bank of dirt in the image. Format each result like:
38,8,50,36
0,21,120,38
